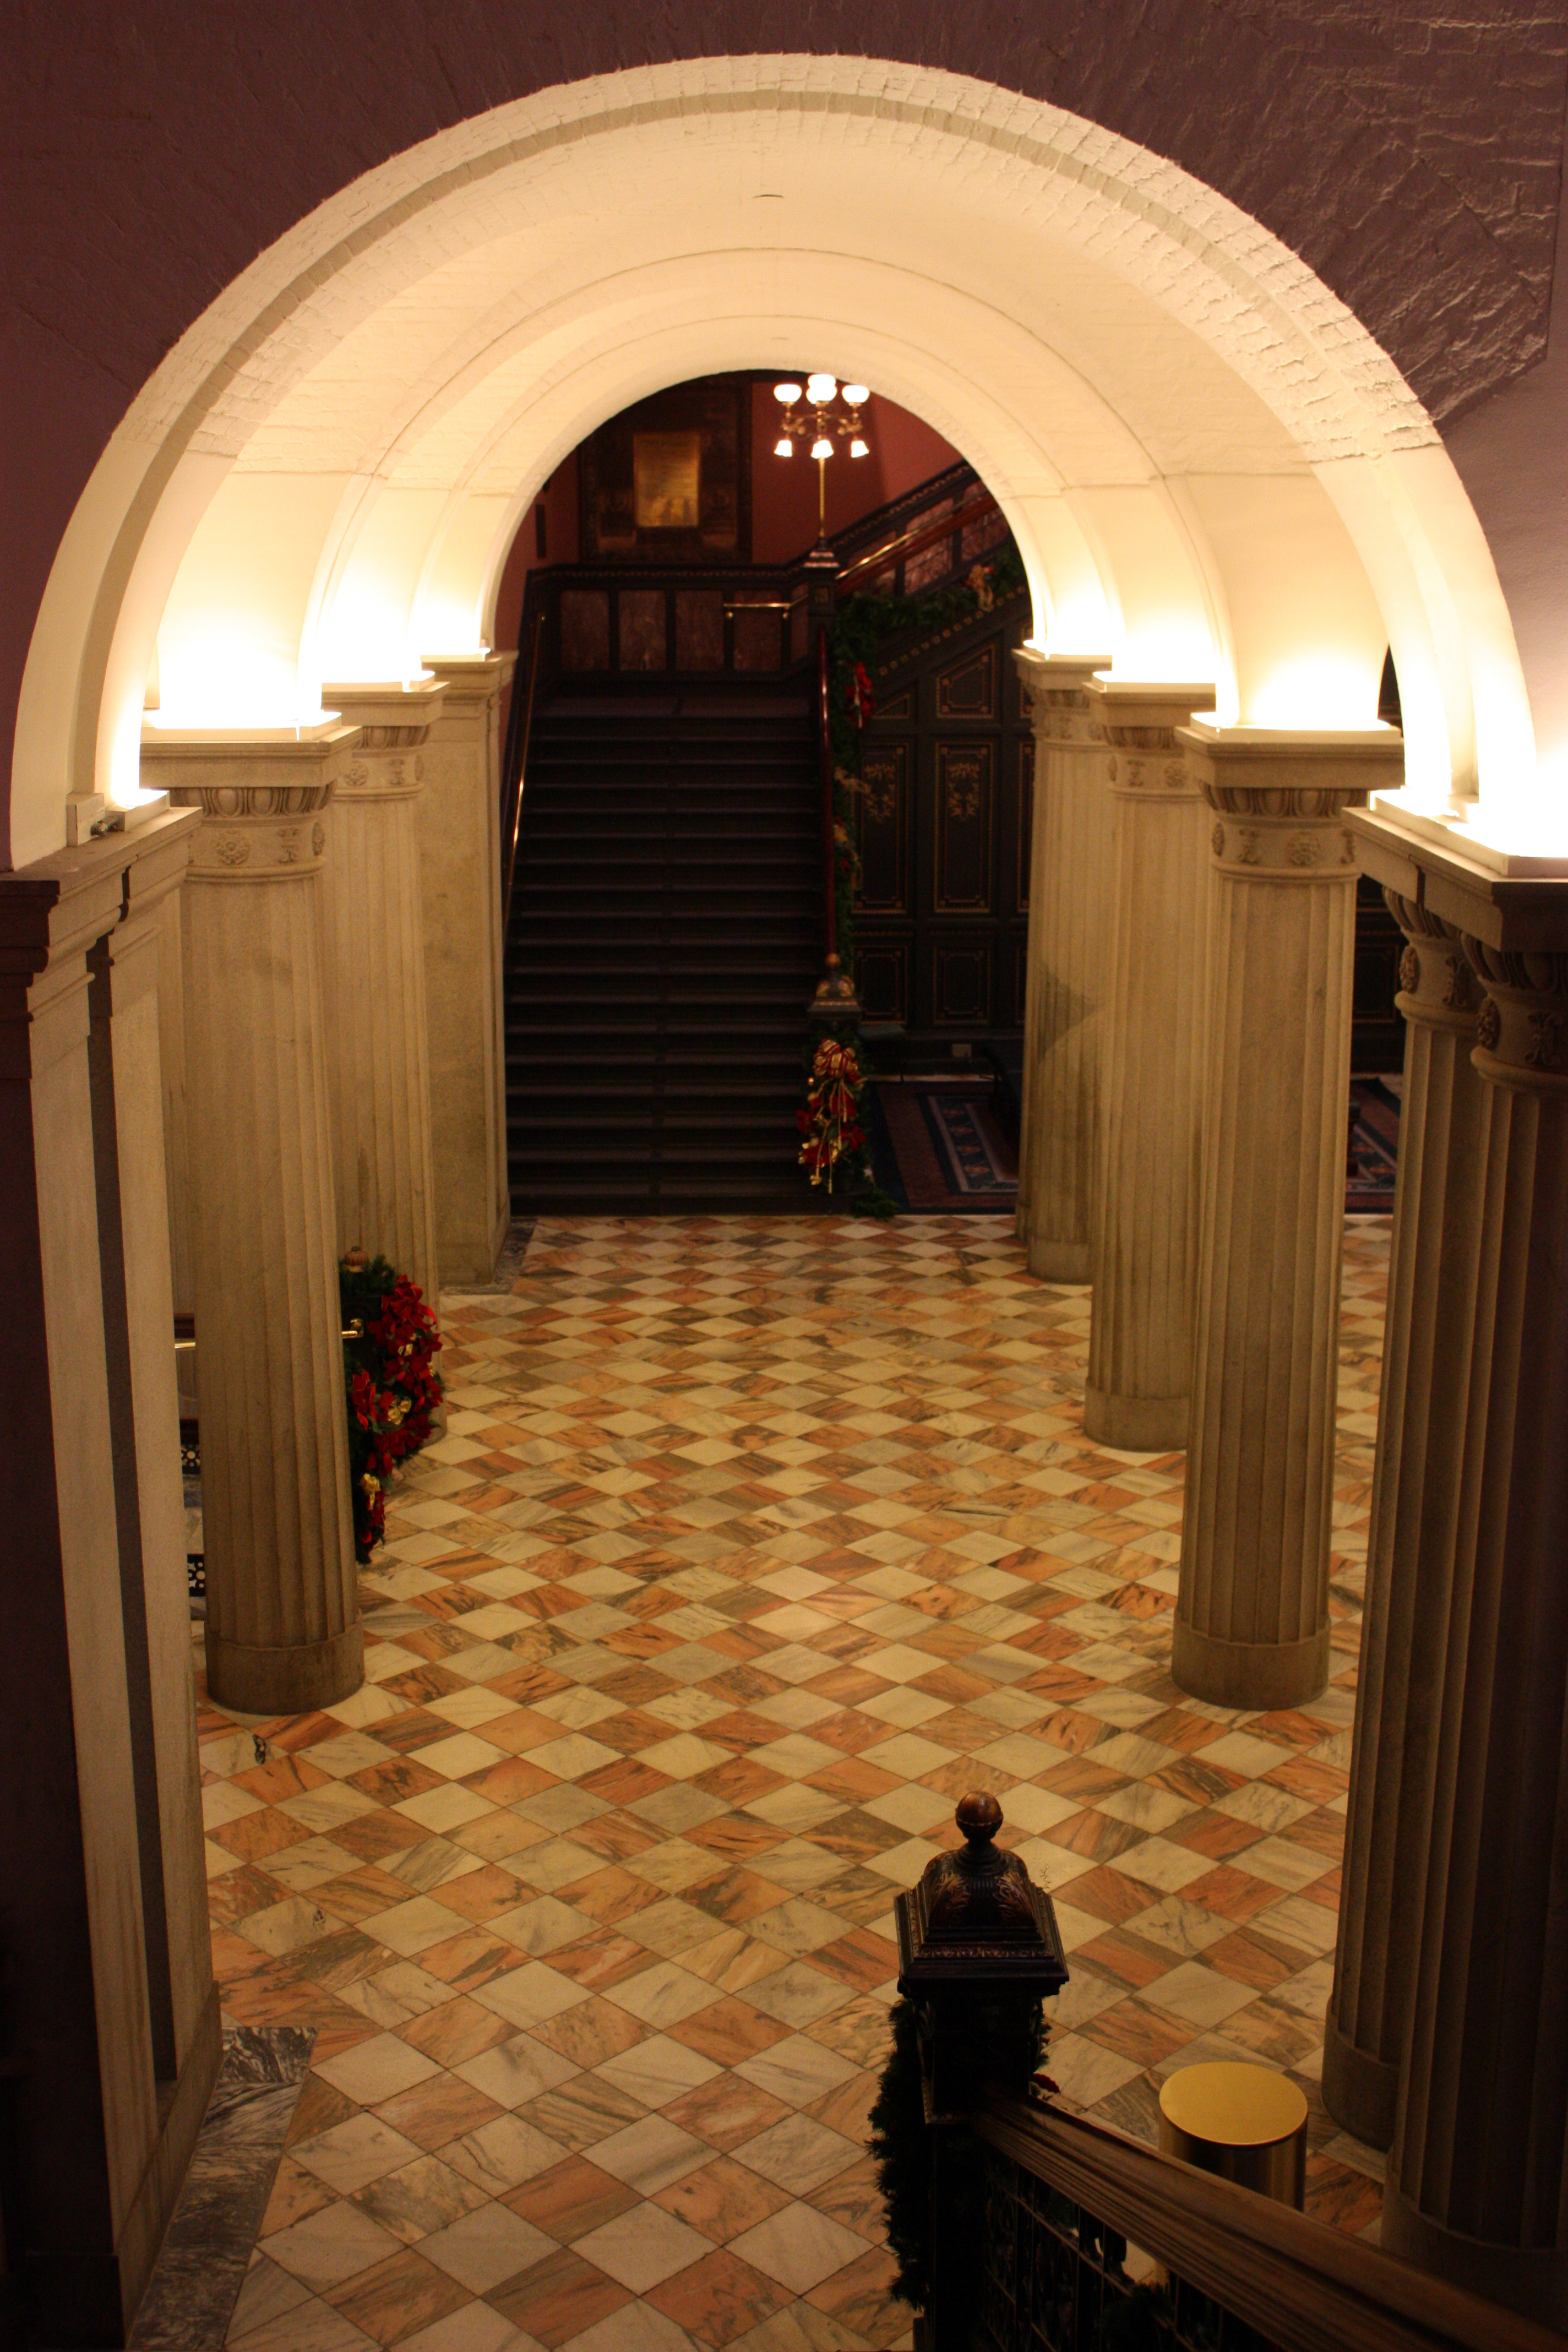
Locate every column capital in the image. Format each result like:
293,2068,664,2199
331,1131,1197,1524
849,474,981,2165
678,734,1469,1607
1382,890,1481,1035
323,680,449,802
1462,939,1568,1095
1351,802,1568,957
1087,680,1215,797
1182,722,1403,880
1012,647,1113,740
420,651,517,708
141,722,360,879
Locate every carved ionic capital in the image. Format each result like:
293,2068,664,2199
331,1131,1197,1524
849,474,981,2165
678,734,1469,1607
1383,890,1478,1032
1206,794,1364,880
322,681,447,801
169,781,334,878
1089,679,1214,800
1012,648,1113,745
1462,940,1568,1093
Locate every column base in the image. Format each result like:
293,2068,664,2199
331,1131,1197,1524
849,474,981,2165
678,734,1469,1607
1026,1238,1091,1284
206,1623,363,1717
1382,2179,1568,2332
23,1982,222,2345
1170,1618,1328,1709
1084,1385,1188,1452
1320,2001,1397,2150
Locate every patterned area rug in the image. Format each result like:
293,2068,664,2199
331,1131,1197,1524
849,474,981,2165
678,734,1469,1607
872,1083,1019,1213
182,1216,1393,2352
1347,1079,1400,1216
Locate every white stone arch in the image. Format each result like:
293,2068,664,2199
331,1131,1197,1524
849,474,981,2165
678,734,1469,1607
11,53,1538,869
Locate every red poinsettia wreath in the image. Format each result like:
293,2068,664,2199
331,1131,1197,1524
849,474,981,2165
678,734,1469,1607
340,1251,444,1562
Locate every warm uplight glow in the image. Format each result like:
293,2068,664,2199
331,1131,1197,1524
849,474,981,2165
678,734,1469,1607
849,438,869,459
773,382,802,404
810,437,834,461
805,373,837,402
1246,655,1385,733
774,437,793,458
842,384,869,406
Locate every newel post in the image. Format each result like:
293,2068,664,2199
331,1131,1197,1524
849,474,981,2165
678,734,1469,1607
895,1793,1068,2350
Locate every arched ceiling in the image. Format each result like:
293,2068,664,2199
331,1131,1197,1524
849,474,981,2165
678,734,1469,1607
17,58,1540,867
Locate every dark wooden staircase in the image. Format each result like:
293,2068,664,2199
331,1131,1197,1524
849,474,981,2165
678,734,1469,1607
504,689,820,1213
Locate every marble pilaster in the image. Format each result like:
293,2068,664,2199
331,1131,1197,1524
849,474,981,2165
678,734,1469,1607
1322,894,1490,2149
322,680,447,1305
1172,726,1404,1708
1014,650,1114,1282
1084,681,1215,1451
419,654,515,1288
0,812,220,2343
143,725,362,1717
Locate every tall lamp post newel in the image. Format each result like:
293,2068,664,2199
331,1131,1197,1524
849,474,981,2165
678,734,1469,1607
775,375,872,1023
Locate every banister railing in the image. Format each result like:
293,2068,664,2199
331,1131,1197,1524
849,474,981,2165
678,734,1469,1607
499,601,545,936
816,623,837,973
892,1795,1560,2352
971,2094,1558,2352
835,488,1003,597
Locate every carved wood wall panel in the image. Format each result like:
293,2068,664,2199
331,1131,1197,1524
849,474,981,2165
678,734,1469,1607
853,597,1032,1043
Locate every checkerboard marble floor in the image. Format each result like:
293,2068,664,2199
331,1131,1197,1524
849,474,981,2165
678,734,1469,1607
197,1213,1391,2352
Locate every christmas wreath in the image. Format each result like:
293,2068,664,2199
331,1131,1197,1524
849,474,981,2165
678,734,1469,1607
339,1251,444,1562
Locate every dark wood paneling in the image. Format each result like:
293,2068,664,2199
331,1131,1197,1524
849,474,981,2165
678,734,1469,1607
858,744,910,913
934,742,993,911
853,595,1031,1043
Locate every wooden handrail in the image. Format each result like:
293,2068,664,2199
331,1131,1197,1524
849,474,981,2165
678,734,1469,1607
500,605,545,936
835,488,1002,595
816,624,837,970
974,2094,1560,2352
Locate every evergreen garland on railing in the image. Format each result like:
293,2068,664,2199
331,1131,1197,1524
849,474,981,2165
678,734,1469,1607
339,1251,444,1562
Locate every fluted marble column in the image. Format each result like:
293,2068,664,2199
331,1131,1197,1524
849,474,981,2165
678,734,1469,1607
1322,895,1490,2149
143,724,361,1716
322,680,446,1304
1085,681,1215,1450
1173,725,1403,1708
1381,927,1568,2327
1014,649,1114,1281
419,654,515,1287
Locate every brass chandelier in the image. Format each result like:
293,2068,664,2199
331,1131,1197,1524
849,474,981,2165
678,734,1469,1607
772,373,870,538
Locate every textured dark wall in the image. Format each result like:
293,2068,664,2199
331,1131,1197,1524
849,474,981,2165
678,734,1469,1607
4,2,1567,850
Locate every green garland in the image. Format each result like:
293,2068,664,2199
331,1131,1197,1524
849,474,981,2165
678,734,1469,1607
339,1252,444,1562
870,1991,1049,2327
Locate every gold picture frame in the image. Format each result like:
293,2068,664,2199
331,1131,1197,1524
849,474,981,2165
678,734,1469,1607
633,431,701,531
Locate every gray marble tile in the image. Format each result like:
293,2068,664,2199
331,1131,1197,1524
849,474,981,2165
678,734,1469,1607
130,2027,314,2349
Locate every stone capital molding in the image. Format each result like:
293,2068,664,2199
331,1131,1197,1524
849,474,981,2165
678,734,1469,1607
1462,940,1568,1095
1183,723,1403,882
1352,804,1568,957
420,652,518,709
141,724,360,881
1012,648,1113,744
322,682,448,804
1090,680,1216,799
1384,890,1479,1034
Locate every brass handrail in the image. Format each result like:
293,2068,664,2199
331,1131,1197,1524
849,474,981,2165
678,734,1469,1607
974,2094,1559,2352
835,488,1002,594
501,605,545,936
